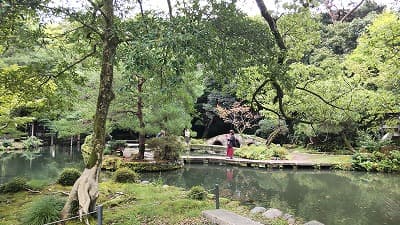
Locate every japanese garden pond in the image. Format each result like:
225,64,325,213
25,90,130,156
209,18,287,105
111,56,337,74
1,146,399,225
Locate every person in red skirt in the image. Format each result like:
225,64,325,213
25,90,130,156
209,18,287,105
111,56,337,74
226,130,236,159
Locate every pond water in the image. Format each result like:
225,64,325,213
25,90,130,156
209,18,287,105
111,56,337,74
0,145,83,185
1,147,399,225
141,165,400,225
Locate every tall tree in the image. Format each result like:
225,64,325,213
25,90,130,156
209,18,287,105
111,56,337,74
57,0,119,221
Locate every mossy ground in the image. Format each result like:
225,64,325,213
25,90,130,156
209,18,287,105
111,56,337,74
0,180,255,225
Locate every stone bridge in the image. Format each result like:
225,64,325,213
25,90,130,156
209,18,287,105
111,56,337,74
206,134,264,147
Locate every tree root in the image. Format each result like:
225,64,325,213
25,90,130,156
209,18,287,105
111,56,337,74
60,166,99,225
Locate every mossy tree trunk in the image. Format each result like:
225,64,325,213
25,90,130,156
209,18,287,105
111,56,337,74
60,0,118,223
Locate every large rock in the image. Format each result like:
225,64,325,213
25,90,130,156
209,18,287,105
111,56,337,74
283,213,296,225
250,206,267,214
262,208,283,219
304,220,324,225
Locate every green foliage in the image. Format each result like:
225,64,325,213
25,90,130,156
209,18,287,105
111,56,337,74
106,140,127,154
256,119,278,139
26,180,50,190
235,145,288,160
352,150,400,172
356,131,392,152
22,195,65,225
190,138,205,145
22,136,42,150
147,136,185,161
113,168,140,183
57,168,81,186
1,139,12,148
81,134,93,166
0,177,27,193
188,185,207,201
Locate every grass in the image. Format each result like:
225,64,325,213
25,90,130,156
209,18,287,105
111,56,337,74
0,181,230,225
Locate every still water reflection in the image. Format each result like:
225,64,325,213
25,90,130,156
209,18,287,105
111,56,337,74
142,164,400,225
0,145,83,185
1,148,399,225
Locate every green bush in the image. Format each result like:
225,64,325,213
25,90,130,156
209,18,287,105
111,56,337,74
113,168,140,183
271,145,288,159
352,150,400,172
22,136,43,150
103,146,112,155
110,140,127,149
147,136,185,161
2,139,12,148
188,185,207,200
190,138,205,145
27,179,50,190
22,195,65,225
235,145,288,160
356,131,392,152
57,168,81,186
0,177,27,193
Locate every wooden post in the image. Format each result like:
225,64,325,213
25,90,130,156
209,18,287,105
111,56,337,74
215,184,219,209
97,205,103,225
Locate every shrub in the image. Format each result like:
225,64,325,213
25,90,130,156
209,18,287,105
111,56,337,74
0,177,27,193
113,168,140,183
147,136,185,161
270,145,288,159
22,195,65,225
190,138,205,145
188,185,207,200
356,131,391,152
57,168,81,186
108,140,127,151
27,179,50,190
352,150,400,172
2,139,12,148
235,145,288,160
22,136,43,150
103,147,112,155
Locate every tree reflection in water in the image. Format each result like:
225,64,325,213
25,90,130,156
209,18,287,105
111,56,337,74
142,164,400,225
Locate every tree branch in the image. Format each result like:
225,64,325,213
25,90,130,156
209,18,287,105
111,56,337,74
340,0,365,22
296,86,354,112
40,44,97,86
0,123,9,130
251,78,272,109
41,5,102,36
255,0,286,51
87,0,107,19
166,0,173,19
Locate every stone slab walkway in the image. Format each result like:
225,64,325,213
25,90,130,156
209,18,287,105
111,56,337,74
181,155,334,169
202,209,263,225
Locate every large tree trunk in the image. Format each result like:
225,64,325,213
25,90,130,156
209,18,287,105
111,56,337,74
60,0,117,223
137,76,146,160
